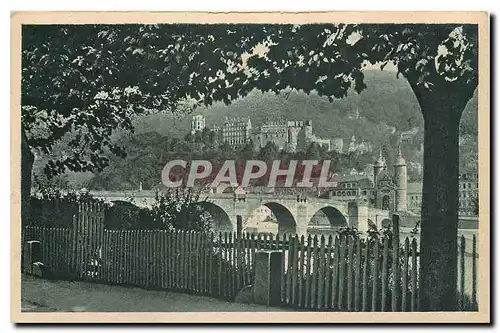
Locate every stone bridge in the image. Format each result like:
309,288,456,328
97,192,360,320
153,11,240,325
90,190,392,236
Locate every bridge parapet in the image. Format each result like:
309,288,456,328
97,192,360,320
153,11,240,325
89,190,388,235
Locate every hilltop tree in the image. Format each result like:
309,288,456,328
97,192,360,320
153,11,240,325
240,140,256,160
258,141,280,162
305,142,322,160
184,132,194,142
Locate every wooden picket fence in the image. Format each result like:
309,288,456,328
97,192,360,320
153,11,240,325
279,233,419,311
23,226,261,301
21,204,478,311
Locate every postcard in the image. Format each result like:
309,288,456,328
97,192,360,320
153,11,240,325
11,11,490,323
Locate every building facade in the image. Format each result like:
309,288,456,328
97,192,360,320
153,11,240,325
217,117,252,148
255,121,291,151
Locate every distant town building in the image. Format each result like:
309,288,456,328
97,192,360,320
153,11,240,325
406,172,478,216
459,172,478,216
191,115,206,134
330,138,344,154
217,117,252,148
347,135,372,154
328,174,375,205
245,206,278,234
407,182,422,213
408,161,423,176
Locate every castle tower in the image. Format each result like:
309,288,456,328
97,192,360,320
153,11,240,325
191,115,206,134
287,126,300,153
393,144,408,212
373,149,386,189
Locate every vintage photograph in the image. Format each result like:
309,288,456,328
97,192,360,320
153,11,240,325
12,12,489,323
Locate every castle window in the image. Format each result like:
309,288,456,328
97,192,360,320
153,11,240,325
362,191,367,195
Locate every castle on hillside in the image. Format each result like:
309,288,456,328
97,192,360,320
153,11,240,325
326,146,408,212
191,115,344,153
253,119,343,153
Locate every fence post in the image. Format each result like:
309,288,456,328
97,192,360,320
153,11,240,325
381,236,389,311
347,236,354,311
391,214,400,312
23,240,41,275
459,235,466,310
298,235,305,308
361,239,369,311
311,235,319,309
324,235,333,309
337,235,346,310
371,240,379,312
354,236,361,311
253,251,283,306
472,234,477,310
236,215,243,239
410,238,418,311
317,235,326,310
402,237,409,311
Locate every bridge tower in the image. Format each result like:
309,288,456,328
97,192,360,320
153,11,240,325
394,144,408,212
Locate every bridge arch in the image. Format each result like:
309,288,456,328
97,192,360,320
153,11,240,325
309,206,348,227
249,201,297,235
191,201,233,233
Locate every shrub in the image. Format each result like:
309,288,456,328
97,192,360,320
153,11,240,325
27,188,103,227
28,187,214,232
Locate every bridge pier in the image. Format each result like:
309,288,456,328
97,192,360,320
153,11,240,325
348,201,370,231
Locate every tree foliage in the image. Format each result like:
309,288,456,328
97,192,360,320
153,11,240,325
23,24,477,177
22,24,261,177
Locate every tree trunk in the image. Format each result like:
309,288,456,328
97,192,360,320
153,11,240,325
418,96,462,311
21,128,34,226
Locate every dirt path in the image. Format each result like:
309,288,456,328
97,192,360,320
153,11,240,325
21,275,287,312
